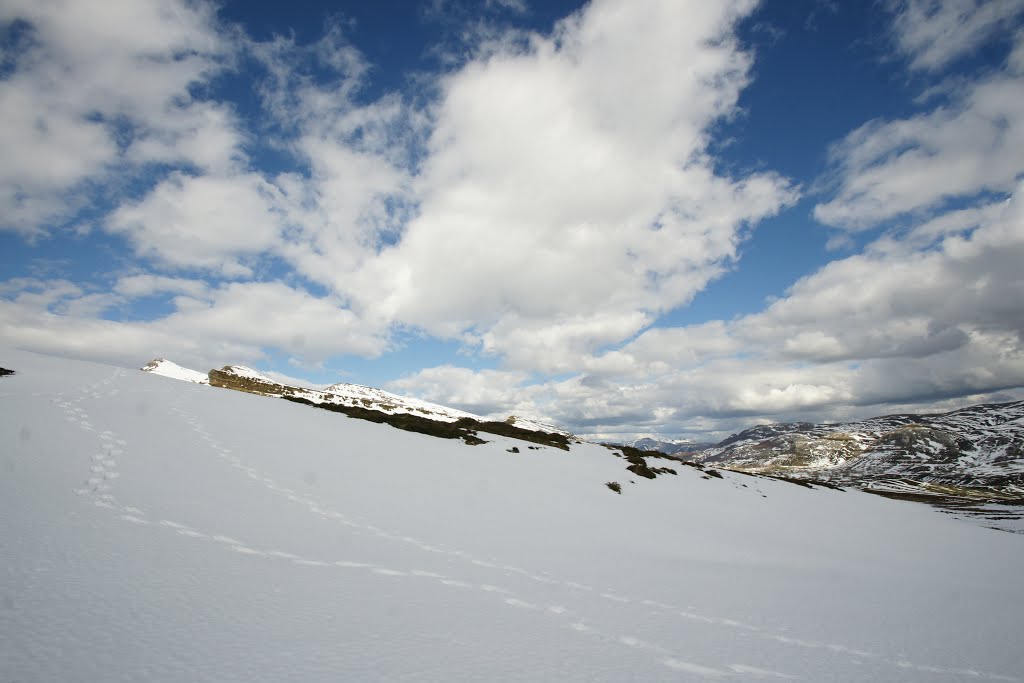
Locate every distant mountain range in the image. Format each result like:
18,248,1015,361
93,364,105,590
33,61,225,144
618,437,716,456
692,401,1024,503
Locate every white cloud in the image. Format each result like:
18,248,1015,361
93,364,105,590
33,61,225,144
353,0,794,365
886,0,1024,71
3,0,794,376
388,365,532,417
160,281,387,361
124,102,248,175
0,0,231,235
245,29,420,309
478,311,653,373
113,274,211,299
0,278,388,372
394,182,1024,439
488,0,529,13
814,44,1024,228
1,278,86,310
106,173,285,277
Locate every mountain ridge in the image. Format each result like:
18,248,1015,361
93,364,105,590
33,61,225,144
693,400,1024,504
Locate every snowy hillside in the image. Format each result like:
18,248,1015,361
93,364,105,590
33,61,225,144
3,348,1024,682
321,379,481,423
696,402,1024,500
504,415,575,437
140,358,209,384
206,363,484,423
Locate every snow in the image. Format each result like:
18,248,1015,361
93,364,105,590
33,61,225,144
140,358,209,384
504,415,574,436
3,347,1024,681
220,365,274,382
699,401,1024,490
320,380,481,422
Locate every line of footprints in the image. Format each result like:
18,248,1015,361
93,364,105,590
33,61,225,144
48,370,1018,682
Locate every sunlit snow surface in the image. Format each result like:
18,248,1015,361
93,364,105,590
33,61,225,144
141,358,210,385
2,348,1023,682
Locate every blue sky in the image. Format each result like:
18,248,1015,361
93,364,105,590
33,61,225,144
2,0,1023,441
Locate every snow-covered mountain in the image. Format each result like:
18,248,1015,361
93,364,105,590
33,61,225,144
4,347,1024,681
620,437,716,455
140,358,209,384
695,401,1024,501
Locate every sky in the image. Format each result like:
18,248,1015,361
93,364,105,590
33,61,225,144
1,0,1023,442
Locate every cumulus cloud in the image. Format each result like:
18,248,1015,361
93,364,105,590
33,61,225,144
356,0,795,361
388,365,533,417
113,275,210,299
886,0,1024,71
815,62,1024,227
107,172,285,277
0,279,388,371
0,0,229,235
158,281,388,361
396,180,1024,440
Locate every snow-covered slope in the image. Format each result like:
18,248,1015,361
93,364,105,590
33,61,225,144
4,348,1024,681
206,364,482,423
140,358,209,384
155,362,571,435
321,379,481,423
218,364,274,382
503,415,575,437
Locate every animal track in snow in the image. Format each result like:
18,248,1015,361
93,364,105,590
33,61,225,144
141,395,1022,682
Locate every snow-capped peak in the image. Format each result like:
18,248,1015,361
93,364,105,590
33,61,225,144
504,415,573,436
218,365,274,382
140,359,209,385
319,380,481,423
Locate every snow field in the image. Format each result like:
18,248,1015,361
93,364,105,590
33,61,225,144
2,348,1023,681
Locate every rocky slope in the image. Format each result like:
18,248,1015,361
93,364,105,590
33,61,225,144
694,401,1024,501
